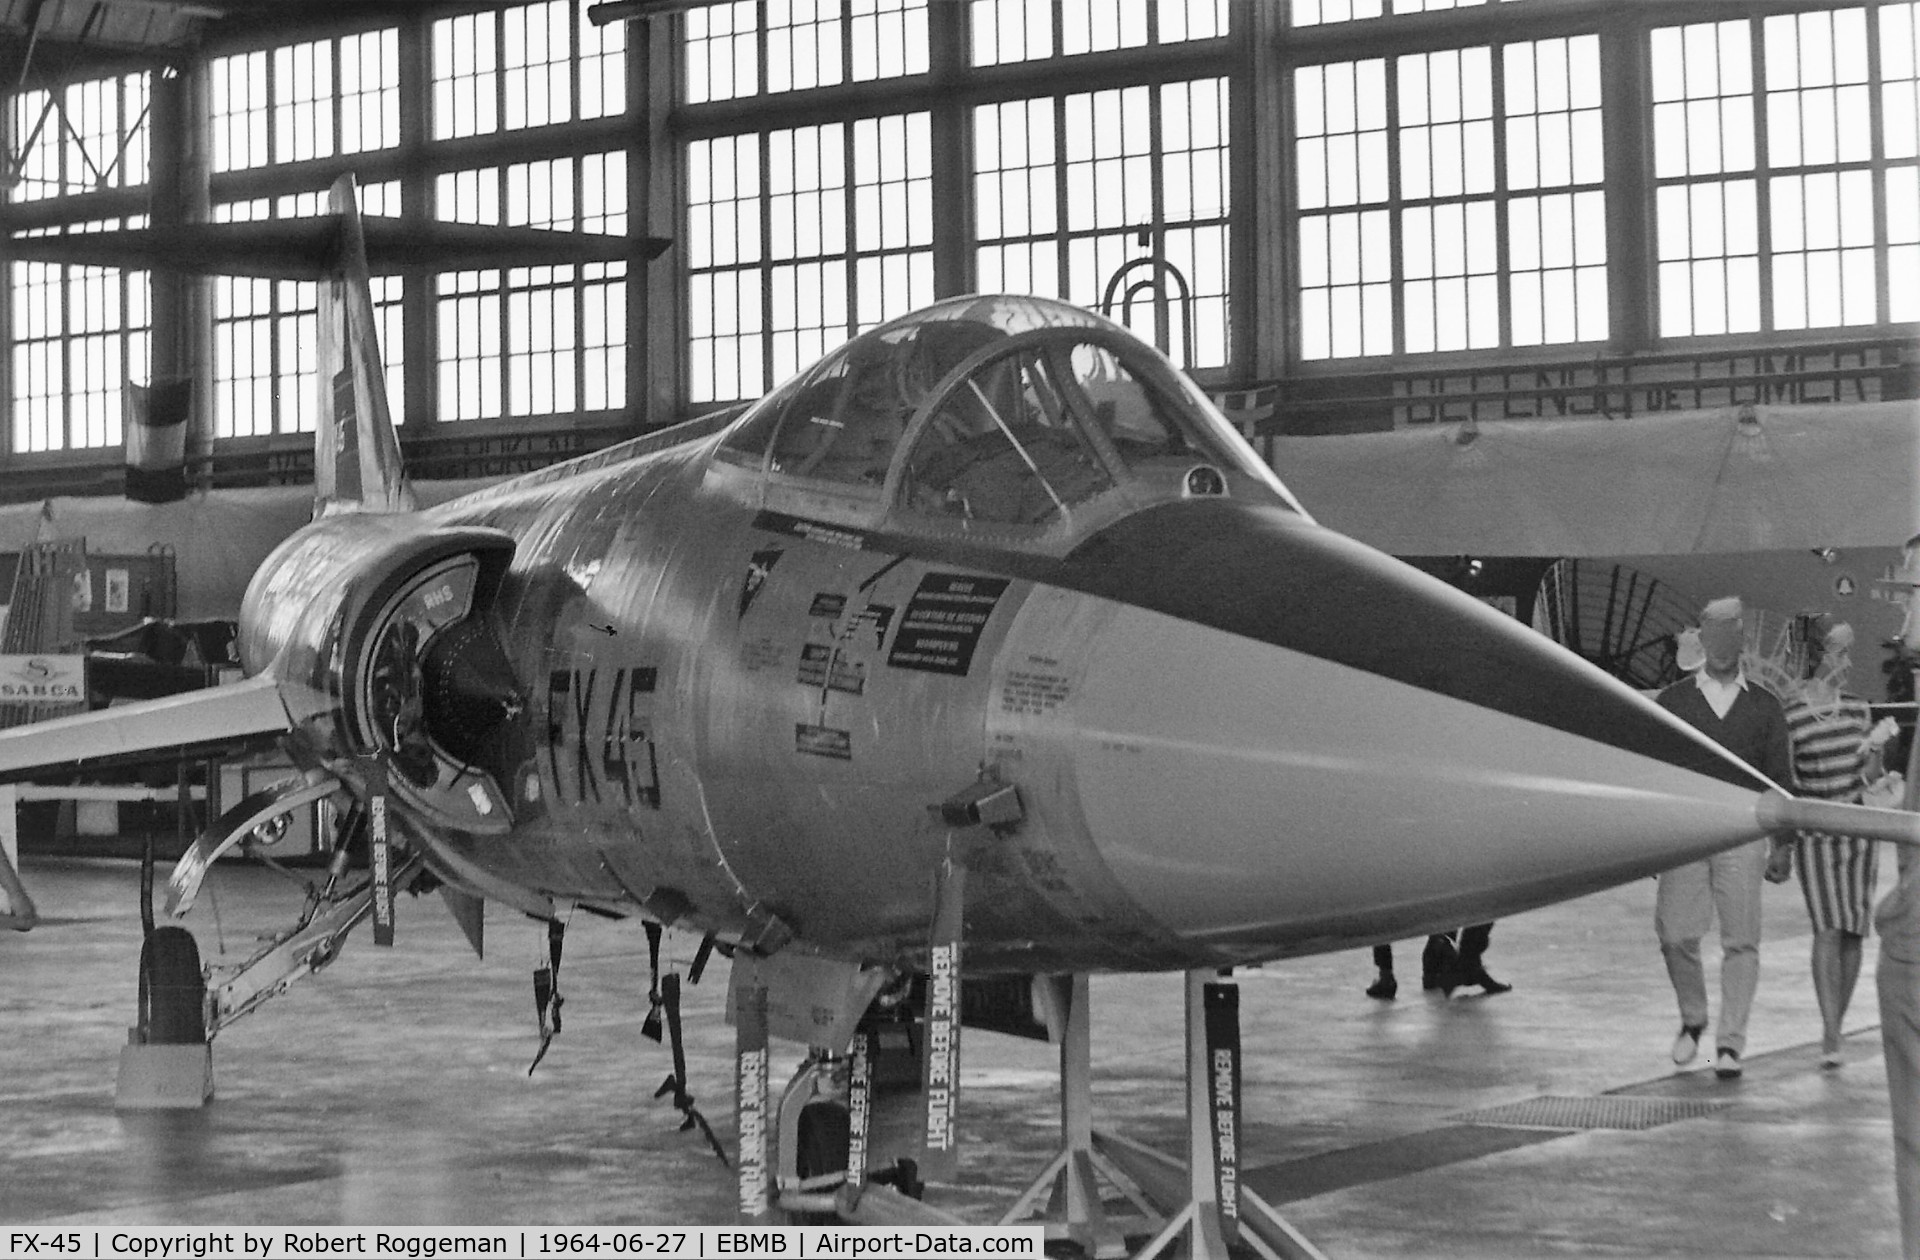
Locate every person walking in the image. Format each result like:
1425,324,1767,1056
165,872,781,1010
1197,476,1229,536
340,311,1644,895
1365,925,1509,999
1784,620,1894,1068
1653,596,1794,1079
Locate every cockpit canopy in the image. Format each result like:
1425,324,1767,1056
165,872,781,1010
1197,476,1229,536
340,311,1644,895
713,295,1303,546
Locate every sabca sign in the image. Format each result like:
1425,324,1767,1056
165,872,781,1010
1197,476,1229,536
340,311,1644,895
0,655,85,703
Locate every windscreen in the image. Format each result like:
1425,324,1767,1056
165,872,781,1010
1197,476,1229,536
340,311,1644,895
898,328,1282,527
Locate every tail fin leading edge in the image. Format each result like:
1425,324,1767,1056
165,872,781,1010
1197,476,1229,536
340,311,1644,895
315,175,415,517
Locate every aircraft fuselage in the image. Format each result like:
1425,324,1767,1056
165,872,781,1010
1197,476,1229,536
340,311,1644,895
216,292,1804,980
296,432,1778,977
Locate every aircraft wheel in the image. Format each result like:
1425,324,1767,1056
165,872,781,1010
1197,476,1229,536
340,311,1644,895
139,926,207,1044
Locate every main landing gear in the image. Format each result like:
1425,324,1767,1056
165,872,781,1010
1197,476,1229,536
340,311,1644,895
116,769,425,1108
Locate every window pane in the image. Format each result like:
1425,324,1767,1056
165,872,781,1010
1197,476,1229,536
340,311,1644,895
691,110,934,403
433,157,626,421
9,225,149,451
972,81,1228,373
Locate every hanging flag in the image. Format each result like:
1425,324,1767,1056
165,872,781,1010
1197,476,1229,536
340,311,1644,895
123,379,191,504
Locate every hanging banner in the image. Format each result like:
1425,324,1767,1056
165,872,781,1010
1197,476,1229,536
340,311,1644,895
734,977,774,1224
920,858,965,1182
846,1028,873,1188
366,758,394,947
1203,980,1241,1243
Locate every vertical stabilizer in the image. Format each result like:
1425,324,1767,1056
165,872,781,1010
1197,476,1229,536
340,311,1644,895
315,175,415,516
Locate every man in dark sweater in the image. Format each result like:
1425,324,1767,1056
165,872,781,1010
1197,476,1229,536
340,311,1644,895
1655,596,1794,1080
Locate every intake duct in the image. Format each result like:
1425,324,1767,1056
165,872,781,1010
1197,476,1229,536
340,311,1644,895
241,515,521,833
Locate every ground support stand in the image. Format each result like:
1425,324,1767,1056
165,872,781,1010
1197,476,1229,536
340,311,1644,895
999,974,1160,1257
1005,970,1329,1260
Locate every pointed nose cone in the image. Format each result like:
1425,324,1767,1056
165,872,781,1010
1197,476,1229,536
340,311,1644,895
1050,503,1784,959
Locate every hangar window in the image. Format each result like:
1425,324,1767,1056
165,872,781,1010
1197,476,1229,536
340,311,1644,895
432,2,624,140
8,227,149,454
435,13,498,139
211,186,402,439
1650,20,1761,337
1504,39,1608,346
1397,46,1500,353
210,51,271,170
210,32,398,173
274,42,332,163
687,114,933,405
1888,4,1920,321
1653,9,1919,336
1295,36,1608,360
973,79,1231,369
340,30,402,155
971,0,1225,65
6,72,149,202
3,74,152,452
506,2,577,129
1291,0,1527,25
1295,59,1391,358
685,0,929,105
433,154,627,422
1765,8,1878,329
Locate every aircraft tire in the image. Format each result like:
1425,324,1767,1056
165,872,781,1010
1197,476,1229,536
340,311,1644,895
139,926,207,1044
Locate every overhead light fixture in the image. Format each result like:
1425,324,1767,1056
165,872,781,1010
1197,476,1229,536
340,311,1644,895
588,0,713,24
82,0,225,16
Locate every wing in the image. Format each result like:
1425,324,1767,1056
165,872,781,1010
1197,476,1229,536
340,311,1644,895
0,674,311,780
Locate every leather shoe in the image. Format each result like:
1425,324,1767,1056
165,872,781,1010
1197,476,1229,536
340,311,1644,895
1457,968,1511,995
1421,936,1459,990
1714,1047,1743,1079
1671,1024,1705,1066
1365,973,1397,1000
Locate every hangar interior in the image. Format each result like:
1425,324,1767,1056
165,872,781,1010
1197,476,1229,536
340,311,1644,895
2,0,1911,464
0,0,1911,679
1,0,1918,1252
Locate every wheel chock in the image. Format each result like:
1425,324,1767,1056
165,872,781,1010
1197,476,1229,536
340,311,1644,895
833,1181,973,1227
115,1036,213,1109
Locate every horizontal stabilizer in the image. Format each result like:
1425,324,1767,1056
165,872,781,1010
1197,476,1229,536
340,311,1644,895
0,675,300,780
6,218,666,280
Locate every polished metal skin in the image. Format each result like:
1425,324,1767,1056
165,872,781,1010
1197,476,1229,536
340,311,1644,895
229,291,1860,975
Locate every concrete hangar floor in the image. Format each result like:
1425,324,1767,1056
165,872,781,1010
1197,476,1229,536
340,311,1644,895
1,854,1901,1258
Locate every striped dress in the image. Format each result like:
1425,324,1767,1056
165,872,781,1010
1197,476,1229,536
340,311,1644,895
1785,692,1879,935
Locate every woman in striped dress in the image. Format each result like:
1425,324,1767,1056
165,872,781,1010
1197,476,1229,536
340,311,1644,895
1784,622,1888,1068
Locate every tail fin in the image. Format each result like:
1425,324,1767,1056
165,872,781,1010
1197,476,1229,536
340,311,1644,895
314,175,415,517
